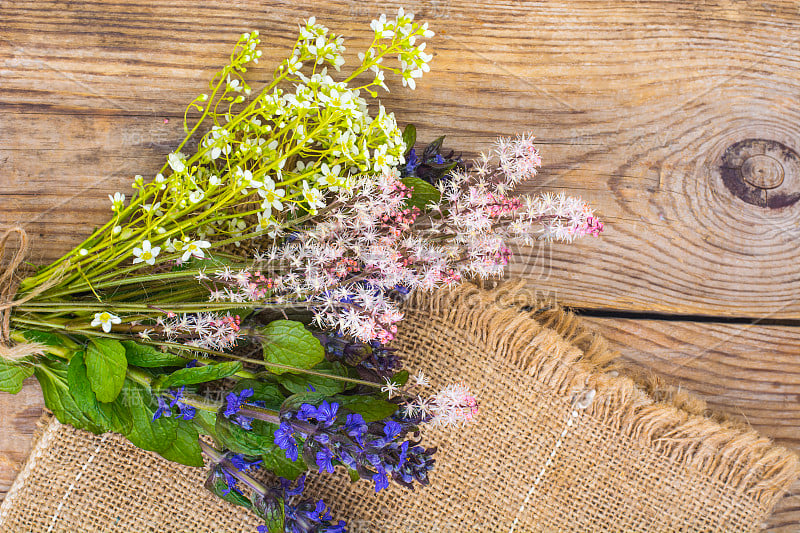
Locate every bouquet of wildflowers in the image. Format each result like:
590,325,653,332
0,9,602,532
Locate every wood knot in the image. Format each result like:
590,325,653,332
719,139,800,208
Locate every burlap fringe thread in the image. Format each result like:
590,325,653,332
407,280,800,510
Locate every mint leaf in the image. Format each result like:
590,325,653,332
277,361,349,396
158,421,204,467
117,379,177,453
334,395,398,423
122,340,188,368
392,369,410,387
216,411,277,456
85,338,127,402
155,361,241,390
402,123,416,155
234,379,285,410
262,442,307,481
279,391,328,416
252,494,284,531
401,177,441,211
35,359,106,434
67,351,112,431
261,320,324,375
205,467,253,509
0,357,34,394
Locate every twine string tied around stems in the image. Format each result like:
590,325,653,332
0,226,53,360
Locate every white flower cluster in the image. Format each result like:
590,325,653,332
199,135,601,343
401,381,479,427
297,17,346,71
98,12,433,271
156,313,241,351
366,8,434,90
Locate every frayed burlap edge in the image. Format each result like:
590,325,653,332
2,279,798,528
408,279,800,511
0,413,61,525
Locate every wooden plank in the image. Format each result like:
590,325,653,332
581,318,800,451
767,479,800,533
0,379,41,500
0,0,798,529
1,1,800,316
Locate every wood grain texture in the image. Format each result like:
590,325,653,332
582,318,800,449
0,380,41,500
1,0,799,530
2,0,800,316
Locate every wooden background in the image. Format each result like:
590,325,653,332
1,0,799,529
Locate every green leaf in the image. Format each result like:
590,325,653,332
402,123,416,155
67,351,112,432
392,369,410,387
277,361,349,396
262,440,307,481
19,329,77,358
260,320,324,376
21,329,74,348
116,379,177,453
234,379,285,410
67,351,96,412
422,135,446,160
154,361,241,390
348,468,360,482
122,340,188,368
216,411,277,456
252,494,284,531
334,395,398,423
0,358,34,394
192,409,219,442
279,391,328,416
85,338,127,403
158,422,204,467
205,466,253,509
34,359,106,434
401,177,441,211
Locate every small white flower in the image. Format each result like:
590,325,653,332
181,240,211,262
402,73,416,90
132,240,161,266
112,225,122,235
188,190,205,203
137,328,153,340
91,311,121,333
109,192,125,211
79,248,89,256
167,152,186,173
413,370,430,387
286,55,302,74
141,202,162,214
258,178,286,211
302,181,326,211
381,377,400,399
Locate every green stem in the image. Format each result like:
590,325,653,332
199,440,269,495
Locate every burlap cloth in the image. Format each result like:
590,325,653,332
1,281,798,532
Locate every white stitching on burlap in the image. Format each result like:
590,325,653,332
46,433,109,533
508,388,596,533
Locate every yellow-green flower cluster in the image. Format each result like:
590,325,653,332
24,10,433,292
